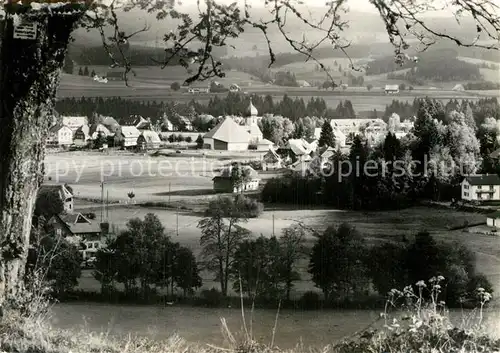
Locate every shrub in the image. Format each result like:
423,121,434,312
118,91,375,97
185,136,192,143
298,291,322,310
235,195,264,218
170,81,181,91
200,288,224,307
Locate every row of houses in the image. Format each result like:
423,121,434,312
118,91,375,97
47,114,162,149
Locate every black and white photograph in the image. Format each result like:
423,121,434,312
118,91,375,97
0,0,499,352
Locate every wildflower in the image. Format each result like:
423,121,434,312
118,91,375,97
433,284,441,290
429,276,436,283
416,280,426,288
437,275,445,281
477,287,485,293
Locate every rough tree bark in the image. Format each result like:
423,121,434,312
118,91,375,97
0,8,82,306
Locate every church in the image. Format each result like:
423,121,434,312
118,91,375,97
202,99,268,151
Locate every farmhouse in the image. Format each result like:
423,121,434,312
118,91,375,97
487,211,500,229
330,118,382,139
62,116,88,132
179,116,194,131
46,125,73,147
99,115,121,134
364,120,388,146
203,117,252,151
277,139,314,164
137,130,162,150
48,213,102,238
461,174,500,202
39,184,74,213
262,148,282,171
89,123,112,139
212,165,260,193
385,84,400,94
453,84,465,91
114,126,141,148
73,125,91,146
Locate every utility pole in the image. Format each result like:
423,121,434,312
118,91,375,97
272,213,275,237
106,190,109,220
100,181,104,223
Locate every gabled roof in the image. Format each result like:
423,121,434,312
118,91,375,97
99,116,120,128
204,117,251,143
140,130,161,143
49,124,71,133
75,124,90,139
385,84,400,90
463,174,500,186
120,115,146,127
119,126,141,138
321,146,335,159
263,148,281,163
286,139,313,156
89,123,111,137
247,124,263,137
487,211,500,219
57,213,102,235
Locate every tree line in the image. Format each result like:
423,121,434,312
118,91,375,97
26,193,492,308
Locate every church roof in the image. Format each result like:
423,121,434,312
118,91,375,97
204,117,251,143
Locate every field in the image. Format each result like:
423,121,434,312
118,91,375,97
57,64,498,113
48,302,500,350
41,152,500,349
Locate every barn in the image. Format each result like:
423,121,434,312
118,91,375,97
203,117,251,151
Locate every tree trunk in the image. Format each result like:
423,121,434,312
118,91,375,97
0,12,81,306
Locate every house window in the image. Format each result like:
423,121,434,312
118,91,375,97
56,228,62,236
94,242,99,248
87,243,93,249
478,185,482,190
464,184,469,189
464,192,469,197
491,185,494,191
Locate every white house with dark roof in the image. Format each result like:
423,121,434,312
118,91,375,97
203,117,252,151
461,174,500,202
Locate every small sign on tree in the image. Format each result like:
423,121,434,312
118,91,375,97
13,21,37,40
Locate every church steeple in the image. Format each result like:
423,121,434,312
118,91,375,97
245,97,258,125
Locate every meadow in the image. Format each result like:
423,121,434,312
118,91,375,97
56,65,497,113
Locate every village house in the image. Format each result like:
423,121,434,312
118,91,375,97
203,117,252,151
39,184,74,213
114,126,141,148
99,115,121,135
486,211,500,229
364,120,388,146
48,213,102,239
384,84,400,94
212,165,260,193
46,125,73,147
179,116,194,131
314,127,347,148
137,130,162,150
262,148,283,171
461,174,500,202
277,138,314,164
256,139,274,151
89,123,112,139
120,115,148,128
